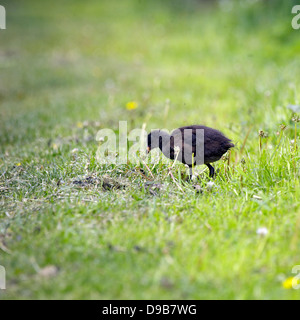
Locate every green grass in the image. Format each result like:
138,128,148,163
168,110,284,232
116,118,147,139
1,0,300,299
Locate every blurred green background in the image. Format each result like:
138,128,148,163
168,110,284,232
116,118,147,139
0,0,300,300
1,0,299,145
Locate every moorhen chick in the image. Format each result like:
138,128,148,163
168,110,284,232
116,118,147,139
147,125,234,178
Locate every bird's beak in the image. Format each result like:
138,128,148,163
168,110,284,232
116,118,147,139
146,146,150,154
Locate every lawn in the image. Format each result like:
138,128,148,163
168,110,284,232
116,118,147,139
0,0,300,299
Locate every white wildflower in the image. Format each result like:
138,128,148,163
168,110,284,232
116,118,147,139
256,227,268,236
207,181,215,191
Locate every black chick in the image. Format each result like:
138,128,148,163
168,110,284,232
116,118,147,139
147,125,234,178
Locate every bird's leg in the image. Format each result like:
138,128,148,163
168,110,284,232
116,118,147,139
188,167,193,180
206,164,215,178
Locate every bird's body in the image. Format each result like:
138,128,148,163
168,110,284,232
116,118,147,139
147,125,234,178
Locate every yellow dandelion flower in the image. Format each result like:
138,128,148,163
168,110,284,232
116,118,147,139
282,277,293,289
126,101,138,110
76,122,83,128
282,277,300,289
16,163,22,167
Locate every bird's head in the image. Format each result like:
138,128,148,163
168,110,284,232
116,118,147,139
147,130,168,153
147,130,160,153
